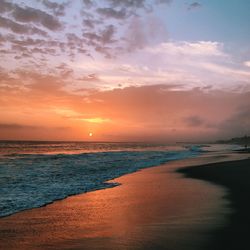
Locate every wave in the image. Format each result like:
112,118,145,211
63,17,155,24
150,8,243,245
0,149,201,217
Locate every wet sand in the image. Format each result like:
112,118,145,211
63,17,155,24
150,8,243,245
178,157,250,250
0,153,246,250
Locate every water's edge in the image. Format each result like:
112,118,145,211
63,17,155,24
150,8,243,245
0,149,201,218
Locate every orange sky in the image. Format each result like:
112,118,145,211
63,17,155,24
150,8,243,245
1,75,249,141
0,0,250,142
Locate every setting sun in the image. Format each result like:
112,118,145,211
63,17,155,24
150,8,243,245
0,1,250,250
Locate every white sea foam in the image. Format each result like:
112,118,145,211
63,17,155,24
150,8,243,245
0,142,203,217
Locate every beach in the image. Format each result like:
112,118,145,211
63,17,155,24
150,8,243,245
0,151,248,250
178,156,250,250
1,0,249,249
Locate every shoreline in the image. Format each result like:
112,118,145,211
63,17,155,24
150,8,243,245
0,149,200,218
0,152,247,249
177,157,250,250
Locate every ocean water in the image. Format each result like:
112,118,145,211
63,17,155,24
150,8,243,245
0,141,204,217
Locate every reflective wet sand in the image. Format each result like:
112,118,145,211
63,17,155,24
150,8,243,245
0,154,242,250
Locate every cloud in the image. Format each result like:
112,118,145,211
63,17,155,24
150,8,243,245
244,61,250,67
106,0,146,8
0,123,70,137
79,85,250,141
155,0,173,4
97,8,127,19
69,39,250,92
184,115,205,127
124,15,168,51
55,63,74,78
83,25,116,45
217,103,250,137
0,0,13,13
40,0,69,16
1,66,250,141
75,117,111,123
11,4,62,30
201,62,250,80
0,123,40,130
0,0,249,93
83,19,98,29
100,25,116,44
0,0,62,31
0,16,48,36
80,0,172,56
0,0,173,62
82,24,116,57
78,74,100,82
82,0,95,8
187,2,202,11
104,0,171,9
146,41,225,57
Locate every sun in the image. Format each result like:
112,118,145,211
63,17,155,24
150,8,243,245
89,132,93,137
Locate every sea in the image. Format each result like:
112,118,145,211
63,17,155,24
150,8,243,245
0,141,234,218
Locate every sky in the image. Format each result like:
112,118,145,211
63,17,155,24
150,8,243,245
0,0,250,142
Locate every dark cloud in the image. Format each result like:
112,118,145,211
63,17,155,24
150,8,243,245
82,0,95,8
95,0,172,21
100,25,116,44
97,8,127,19
11,5,62,30
40,0,70,16
0,0,172,63
10,38,45,46
67,33,86,46
0,123,39,130
187,2,202,10
78,73,100,82
0,1,62,31
0,34,6,44
79,0,172,56
10,39,63,57
83,19,96,29
95,45,113,58
184,115,204,127
124,15,168,51
1,65,249,141
55,63,74,78
218,104,250,137
0,16,48,36
86,85,250,140
105,0,172,9
125,17,148,51
0,123,70,131
0,1,13,14
106,0,146,8
78,48,88,54
0,49,13,56
82,24,116,49
155,0,173,4
1,34,84,62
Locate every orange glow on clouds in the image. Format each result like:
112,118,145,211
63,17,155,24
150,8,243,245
0,80,249,142
79,118,111,124
0,1,249,141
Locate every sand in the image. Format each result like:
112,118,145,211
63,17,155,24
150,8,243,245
178,156,250,250
0,152,248,250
